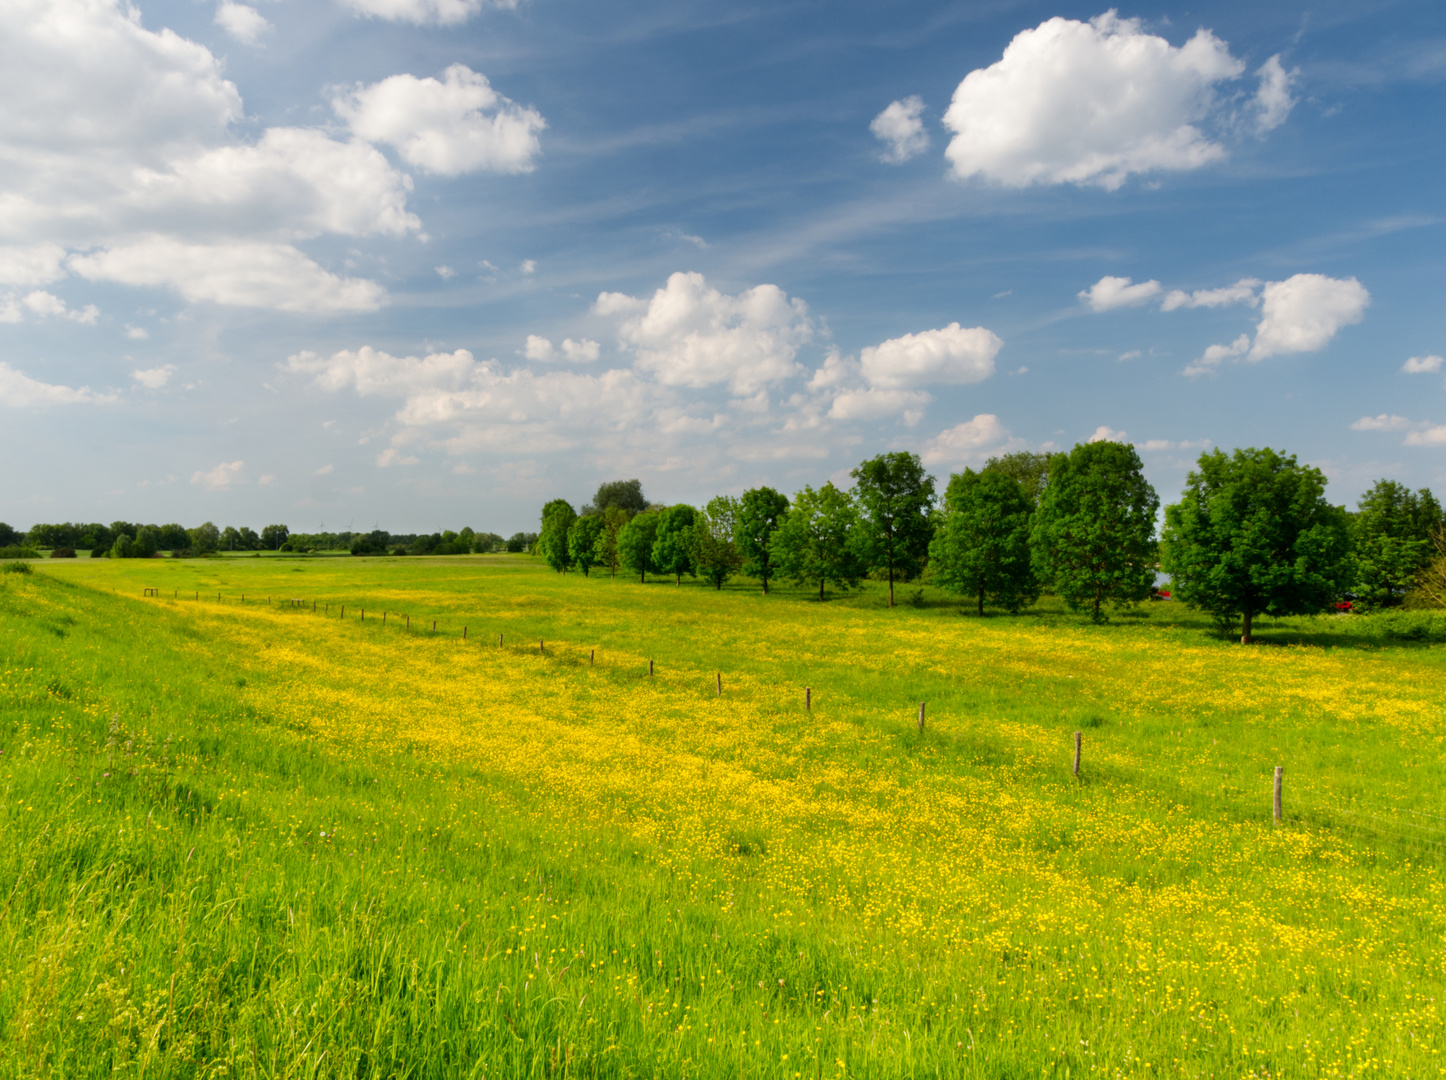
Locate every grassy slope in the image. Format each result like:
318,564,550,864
2,556,1443,1078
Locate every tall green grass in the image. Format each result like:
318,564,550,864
1,557,1443,1077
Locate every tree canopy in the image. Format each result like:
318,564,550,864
929,468,1038,615
692,497,742,590
585,479,648,516
1032,441,1158,622
567,514,605,576
1352,480,1444,608
984,451,1052,508
651,505,697,584
736,486,789,594
850,452,936,608
538,499,577,573
618,511,661,582
1161,447,1352,643
771,483,863,600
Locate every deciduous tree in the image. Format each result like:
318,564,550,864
567,514,604,576
1032,441,1158,623
593,508,629,578
851,452,936,608
538,499,577,573
984,450,1052,508
929,468,1038,615
585,479,648,516
1352,480,1444,608
692,497,742,590
651,505,697,584
1161,447,1351,643
618,511,661,582
736,486,789,593
771,483,863,600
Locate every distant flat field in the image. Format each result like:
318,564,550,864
4,556,1443,1077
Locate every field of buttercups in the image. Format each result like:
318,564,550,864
1,555,1443,1077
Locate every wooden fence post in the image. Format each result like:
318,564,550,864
1073,731,1082,778
383,612,386,625
341,606,344,618
539,639,544,654
649,659,654,677
463,626,467,640
590,649,595,665
1273,766,1283,824
716,671,722,696
917,702,926,733
498,633,502,646
432,620,437,632
805,687,811,711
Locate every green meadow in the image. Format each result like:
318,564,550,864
1,554,1443,1078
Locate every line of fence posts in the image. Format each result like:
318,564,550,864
128,588,1303,830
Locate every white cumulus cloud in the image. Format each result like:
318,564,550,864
597,271,814,396
191,460,244,490
1089,425,1128,443
334,65,545,176
1252,55,1297,135
1160,278,1260,311
71,240,386,313
0,361,111,406
1183,333,1251,378
0,245,67,286
870,96,929,164
1405,426,1446,447
859,323,1001,389
1184,274,1369,376
828,387,931,426
0,0,422,312
130,365,175,388
18,290,99,324
284,346,478,396
1249,274,1369,360
1079,276,1163,312
338,0,512,26
524,336,601,363
1351,414,1413,432
214,1,271,44
943,11,1245,189
1402,354,1443,374
921,414,1025,467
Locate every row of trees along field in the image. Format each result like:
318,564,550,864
0,521,537,558
538,444,1446,644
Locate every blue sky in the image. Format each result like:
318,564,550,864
2,0,1443,534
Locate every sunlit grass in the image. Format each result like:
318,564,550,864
3,555,1443,1077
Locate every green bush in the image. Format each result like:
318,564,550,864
0,545,40,559
2,560,33,574
49,547,77,558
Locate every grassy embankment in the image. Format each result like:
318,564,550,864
2,555,1444,1077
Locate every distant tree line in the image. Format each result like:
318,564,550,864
536,444,1446,644
0,520,537,559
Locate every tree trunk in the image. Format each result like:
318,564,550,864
1241,608,1254,645
716,578,722,591
1092,587,1101,622
887,558,895,608
977,582,985,617
819,578,825,601
762,568,769,595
